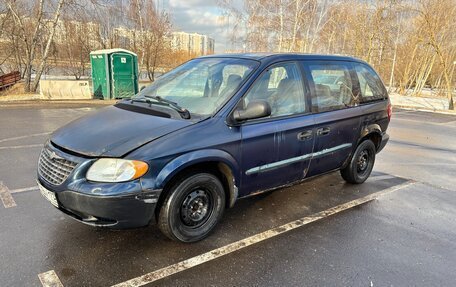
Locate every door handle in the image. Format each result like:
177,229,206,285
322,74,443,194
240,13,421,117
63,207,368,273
297,130,313,141
317,127,331,136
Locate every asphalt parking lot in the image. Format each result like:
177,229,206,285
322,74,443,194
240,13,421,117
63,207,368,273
1,104,455,286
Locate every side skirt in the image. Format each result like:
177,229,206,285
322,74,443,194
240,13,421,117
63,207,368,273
239,167,342,199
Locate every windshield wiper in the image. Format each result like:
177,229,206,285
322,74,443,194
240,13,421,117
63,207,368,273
128,98,152,105
144,95,191,119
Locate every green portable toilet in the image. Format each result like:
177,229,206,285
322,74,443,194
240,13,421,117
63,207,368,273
90,48,139,99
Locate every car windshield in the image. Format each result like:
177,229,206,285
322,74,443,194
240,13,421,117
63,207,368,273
134,58,259,117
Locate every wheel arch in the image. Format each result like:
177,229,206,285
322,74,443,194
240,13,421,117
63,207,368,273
154,149,240,219
359,124,383,151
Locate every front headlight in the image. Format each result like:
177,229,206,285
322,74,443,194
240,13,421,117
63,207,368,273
86,158,148,183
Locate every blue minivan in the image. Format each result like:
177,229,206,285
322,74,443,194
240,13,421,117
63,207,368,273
37,53,390,242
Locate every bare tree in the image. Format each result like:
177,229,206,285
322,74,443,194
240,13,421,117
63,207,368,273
3,0,66,92
138,2,171,81
58,20,98,79
219,0,456,109
415,0,455,109
30,0,65,92
2,0,453,103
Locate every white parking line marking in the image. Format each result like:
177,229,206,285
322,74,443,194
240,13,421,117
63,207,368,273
0,143,43,150
112,180,416,287
38,270,64,287
0,132,51,143
10,185,39,194
369,174,396,181
0,181,17,208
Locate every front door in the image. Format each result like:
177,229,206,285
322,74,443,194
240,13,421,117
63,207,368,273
304,61,361,176
111,53,136,99
238,62,315,196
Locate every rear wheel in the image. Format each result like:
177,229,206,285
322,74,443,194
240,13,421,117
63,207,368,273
158,173,225,242
341,140,376,184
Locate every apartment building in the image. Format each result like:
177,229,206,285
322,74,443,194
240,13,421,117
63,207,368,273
171,32,215,55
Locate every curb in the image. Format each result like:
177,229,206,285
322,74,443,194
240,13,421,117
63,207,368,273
0,99,116,108
1,97,455,115
393,105,456,115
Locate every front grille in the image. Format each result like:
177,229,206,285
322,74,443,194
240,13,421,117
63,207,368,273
38,147,78,185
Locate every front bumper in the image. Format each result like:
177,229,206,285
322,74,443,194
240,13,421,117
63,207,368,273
38,180,159,229
37,142,161,229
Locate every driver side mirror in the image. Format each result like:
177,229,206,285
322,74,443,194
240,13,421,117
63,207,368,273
233,100,271,122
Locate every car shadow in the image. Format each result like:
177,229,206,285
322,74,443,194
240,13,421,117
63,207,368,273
46,170,408,286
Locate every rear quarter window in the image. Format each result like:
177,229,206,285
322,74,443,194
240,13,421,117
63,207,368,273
354,64,387,103
308,62,355,113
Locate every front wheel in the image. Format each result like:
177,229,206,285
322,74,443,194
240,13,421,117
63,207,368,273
341,140,376,184
158,173,225,242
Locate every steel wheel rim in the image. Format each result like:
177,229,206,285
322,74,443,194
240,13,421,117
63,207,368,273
357,149,370,174
180,188,213,228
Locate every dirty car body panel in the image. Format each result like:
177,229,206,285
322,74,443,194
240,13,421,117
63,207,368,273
37,53,390,231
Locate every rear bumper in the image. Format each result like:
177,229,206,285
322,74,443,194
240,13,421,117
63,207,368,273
38,181,159,229
377,133,389,153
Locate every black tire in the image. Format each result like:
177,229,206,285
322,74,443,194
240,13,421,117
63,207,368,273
340,140,376,184
158,173,225,242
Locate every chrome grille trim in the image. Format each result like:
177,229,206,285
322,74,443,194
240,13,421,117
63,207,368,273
38,147,78,185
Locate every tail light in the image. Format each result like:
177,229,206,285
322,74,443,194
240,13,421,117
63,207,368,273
387,102,392,121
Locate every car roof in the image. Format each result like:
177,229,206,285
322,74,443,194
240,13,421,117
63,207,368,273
200,53,367,64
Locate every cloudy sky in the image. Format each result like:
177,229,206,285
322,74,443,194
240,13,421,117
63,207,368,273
167,0,232,53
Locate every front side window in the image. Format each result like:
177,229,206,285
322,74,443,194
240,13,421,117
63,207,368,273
243,62,307,118
309,63,355,112
134,58,259,117
354,64,386,103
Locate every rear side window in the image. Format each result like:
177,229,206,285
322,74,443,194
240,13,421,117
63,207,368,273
244,62,307,117
308,63,355,112
354,64,386,103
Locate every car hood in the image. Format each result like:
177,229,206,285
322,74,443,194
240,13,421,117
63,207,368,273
51,105,192,157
